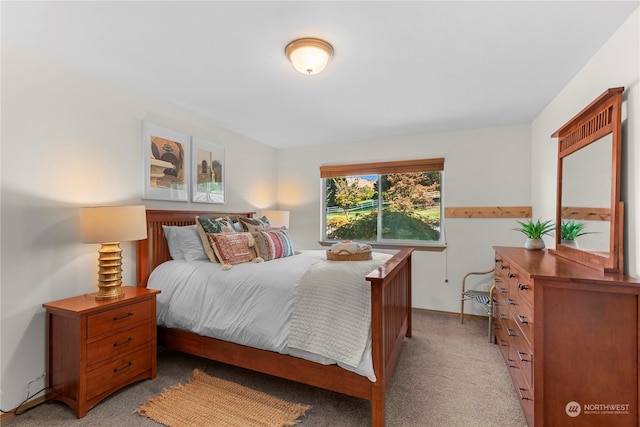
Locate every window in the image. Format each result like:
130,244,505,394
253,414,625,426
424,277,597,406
320,158,444,247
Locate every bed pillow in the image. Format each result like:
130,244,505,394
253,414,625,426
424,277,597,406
239,216,270,232
179,225,209,262
195,216,236,263
162,225,207,261
252,228,295,261
207,232,261,269
162,225,187,260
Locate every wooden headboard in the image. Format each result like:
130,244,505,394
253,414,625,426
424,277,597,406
136,209,255,287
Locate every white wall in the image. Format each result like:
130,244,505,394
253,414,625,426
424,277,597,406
0,41,277,410
531,9,639,277
277,124,531,312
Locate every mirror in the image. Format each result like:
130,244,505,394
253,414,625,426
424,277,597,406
552,87,624,273
560,134,612,253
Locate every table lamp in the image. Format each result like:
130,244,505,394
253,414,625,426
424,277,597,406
261,210,290,229
80,205,147,300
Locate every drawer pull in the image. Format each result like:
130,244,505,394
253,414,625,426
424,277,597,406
498,287,508,294
113,312,133,321
507,298,517,305
113,337,134,348
517,351,531,363
517,315,529,324
113,362,133,374
518,283,529,291
498,314,507,321
506,328,518,337
499,339,509,347
507,358,518,368
507,272,516,278
517,387,532,401
500,264,507,270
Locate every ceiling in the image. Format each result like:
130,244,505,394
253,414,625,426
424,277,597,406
2,1,638,149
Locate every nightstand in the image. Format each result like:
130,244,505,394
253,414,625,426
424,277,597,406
43,286,160,418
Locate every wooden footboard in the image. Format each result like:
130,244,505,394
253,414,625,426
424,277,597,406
136,210,413,427
367,247,413,426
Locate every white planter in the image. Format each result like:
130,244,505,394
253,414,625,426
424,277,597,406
524,238,545,250
561,239,579,249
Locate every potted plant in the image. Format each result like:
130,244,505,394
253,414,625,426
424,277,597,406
513,218,555,250
560,220,592,248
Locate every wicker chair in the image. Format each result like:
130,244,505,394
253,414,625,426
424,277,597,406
460,269,496,342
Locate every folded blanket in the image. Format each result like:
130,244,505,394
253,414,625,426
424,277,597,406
330,241,372,253
288,252,391,368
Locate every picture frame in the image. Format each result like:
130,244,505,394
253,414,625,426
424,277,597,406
191,137,225,204
142,121,190,202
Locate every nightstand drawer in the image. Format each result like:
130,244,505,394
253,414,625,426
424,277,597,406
87,323,152,368
86,346,152,401
87,300,152,338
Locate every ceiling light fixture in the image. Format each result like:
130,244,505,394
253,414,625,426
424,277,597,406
285,38,334,75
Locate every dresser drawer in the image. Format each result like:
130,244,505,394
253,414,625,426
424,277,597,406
494,278,509,299
86,346,152,401
512,276,533,307
508,319,532,383
87,323,152,368
495,260,511,283
494,325,510,363
87,300,152,338
514,344,533,390
510,299,533,347
511,369,534,426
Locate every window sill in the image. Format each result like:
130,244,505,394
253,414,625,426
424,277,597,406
318,241,446,252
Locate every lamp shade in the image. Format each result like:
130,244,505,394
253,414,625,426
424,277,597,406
80,205,147,243
285,38,334,75
262,210,290,229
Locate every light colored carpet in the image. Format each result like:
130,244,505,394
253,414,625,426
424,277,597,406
4,310,527,426
138,369,308,426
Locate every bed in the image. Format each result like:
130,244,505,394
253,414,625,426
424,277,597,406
136,209,413,426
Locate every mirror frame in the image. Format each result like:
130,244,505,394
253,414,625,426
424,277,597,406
551,87,624,273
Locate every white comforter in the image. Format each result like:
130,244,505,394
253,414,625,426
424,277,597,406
150,250,381,380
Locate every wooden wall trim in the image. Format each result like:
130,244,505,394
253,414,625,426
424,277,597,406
444,206,532,219
560,206,610,221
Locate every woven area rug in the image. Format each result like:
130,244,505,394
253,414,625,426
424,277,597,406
138,369,309,427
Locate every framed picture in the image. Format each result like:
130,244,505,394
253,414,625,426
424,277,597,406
191,137,225,204
142,121,190,201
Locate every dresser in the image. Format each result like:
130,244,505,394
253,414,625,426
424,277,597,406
43,286,160,418
493,246,640,427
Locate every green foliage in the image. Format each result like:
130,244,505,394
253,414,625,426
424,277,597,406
513,218,555,239
327,211,440,241
327,216,349,230
381,173,439,216
381,211,440,240
327,177,375,220
560,220,592,240
328,212,377,240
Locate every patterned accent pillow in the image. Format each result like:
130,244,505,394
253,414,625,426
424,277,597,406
198,216,235,233
239,216,271,232
207,232,260,269
252,229,295,261
195,216,236,263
